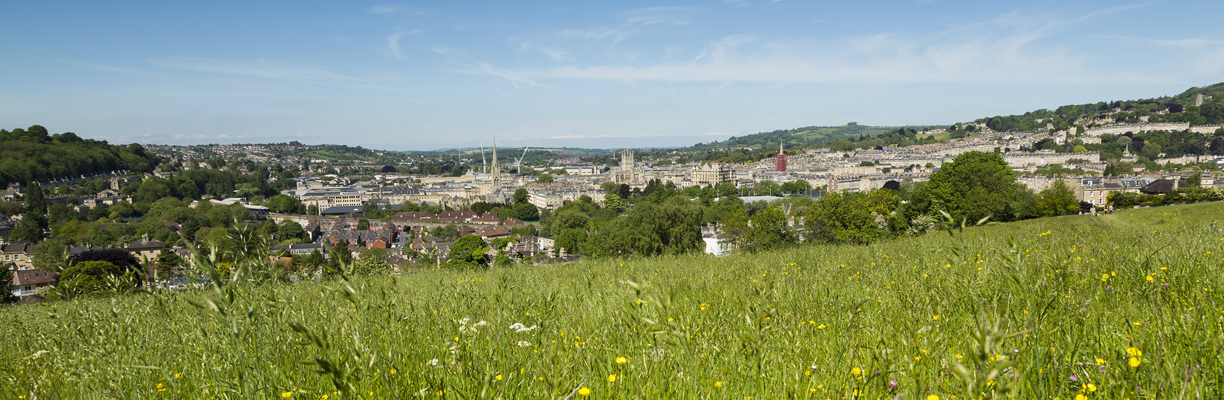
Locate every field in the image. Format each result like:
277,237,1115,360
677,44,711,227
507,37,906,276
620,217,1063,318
3,203,1223,399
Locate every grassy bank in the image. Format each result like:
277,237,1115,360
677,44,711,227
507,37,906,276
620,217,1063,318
2,203,1223,399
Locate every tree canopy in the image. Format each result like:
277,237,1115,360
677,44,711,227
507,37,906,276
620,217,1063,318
0,125,159,187
907,151,1027,223
446,234,490,269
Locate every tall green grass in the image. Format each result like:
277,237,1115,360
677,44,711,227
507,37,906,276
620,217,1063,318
2,203,1223,399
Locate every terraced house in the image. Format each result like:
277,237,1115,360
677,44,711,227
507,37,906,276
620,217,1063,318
2,241,35,270
10,268,56,298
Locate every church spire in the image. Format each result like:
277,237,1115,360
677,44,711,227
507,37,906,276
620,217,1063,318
491,137,500,189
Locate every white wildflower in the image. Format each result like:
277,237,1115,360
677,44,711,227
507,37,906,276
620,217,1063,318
428,358,440,366
517,341,533,347
509,323,538,332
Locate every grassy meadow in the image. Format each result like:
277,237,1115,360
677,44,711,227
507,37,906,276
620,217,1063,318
2,202,1224,399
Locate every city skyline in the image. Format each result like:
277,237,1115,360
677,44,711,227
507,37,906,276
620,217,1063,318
4,1,1224,150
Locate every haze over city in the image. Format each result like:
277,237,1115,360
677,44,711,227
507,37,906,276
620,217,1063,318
4,0,1224,149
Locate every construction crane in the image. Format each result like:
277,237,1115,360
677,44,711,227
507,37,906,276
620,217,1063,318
515,147,530,174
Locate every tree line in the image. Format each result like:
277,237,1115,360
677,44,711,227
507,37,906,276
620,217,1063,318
0,125,159,187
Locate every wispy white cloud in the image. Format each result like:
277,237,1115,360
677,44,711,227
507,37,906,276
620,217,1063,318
517,41,570,61
68,60,143,75
369,5,433,16
387,30,421,60
708,81,734,95
620,6,696,26
561,27,621,40
369,5,400,14
471,63,559,90
473,6,1177,87
431,46,468,58
1153,38,1221,48
150,57,396,90
558,6,697,50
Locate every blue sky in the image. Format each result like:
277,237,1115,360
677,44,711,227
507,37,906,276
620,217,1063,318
3,1,1224,150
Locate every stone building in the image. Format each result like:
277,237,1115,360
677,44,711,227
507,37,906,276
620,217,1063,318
612,150,644,185
692,162,734,186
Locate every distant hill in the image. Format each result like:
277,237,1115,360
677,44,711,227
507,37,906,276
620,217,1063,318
0,125,159,187
681,83,1224,152
687,123,923,151
963,82,1224,133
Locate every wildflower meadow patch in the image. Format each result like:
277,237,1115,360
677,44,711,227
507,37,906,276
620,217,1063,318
2,202,1223,399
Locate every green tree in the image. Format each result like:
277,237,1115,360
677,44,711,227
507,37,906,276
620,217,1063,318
513,188,530,205
302,249,326,273
351,247,391,275
537,174,554,184
603,193,625,213
511,202,540,221
908,151,1027,223
555,228,588,255
53,261,139,299
277,220,308,242
1104,161,1135,176
584,197,703,258
806,190,900,245
1032,179,1080,217
1116,136,1133,153
307,204,319,215
265,194,306,214
0,264,16,304
25,182,47,215
33,238,70,272
446,234,490,269
154,252,183,280
830,139,856,152
324,240,352,276
1141,142,1162,160
741,207,798,252
12,213,45,242
781,180,812,195
1185,173,1202,188
134,179,172,204
491,237,519,267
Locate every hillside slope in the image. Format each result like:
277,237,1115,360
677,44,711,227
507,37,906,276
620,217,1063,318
2,202,1222,398
684,82,1224,151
